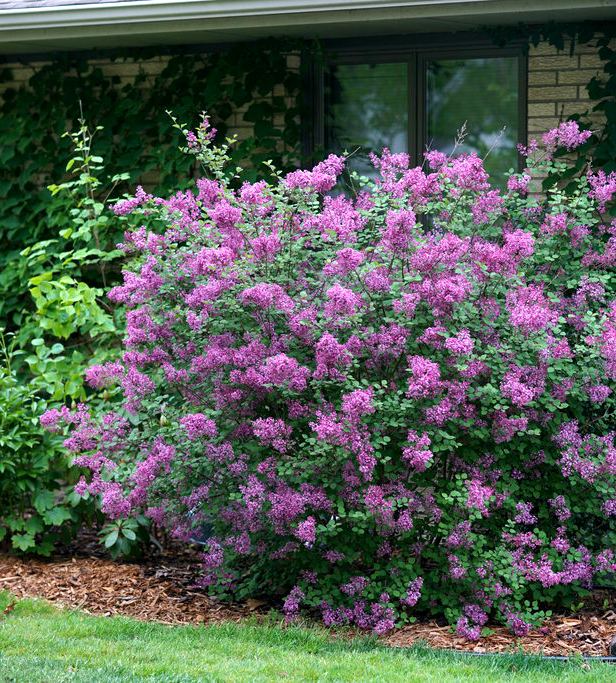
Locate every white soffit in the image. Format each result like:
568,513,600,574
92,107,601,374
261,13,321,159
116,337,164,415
1,0,616,54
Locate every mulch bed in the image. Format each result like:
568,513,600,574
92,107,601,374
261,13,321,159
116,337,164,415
2,553,616,657
0,554,250,626
386,612,616,657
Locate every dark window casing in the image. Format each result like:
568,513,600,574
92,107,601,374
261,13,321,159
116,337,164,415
304,33,528,172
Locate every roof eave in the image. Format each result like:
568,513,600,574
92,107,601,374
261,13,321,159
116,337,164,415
1,0,615,55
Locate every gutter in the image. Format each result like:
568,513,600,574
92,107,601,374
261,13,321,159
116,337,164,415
1,0,615,32
1,0,615,54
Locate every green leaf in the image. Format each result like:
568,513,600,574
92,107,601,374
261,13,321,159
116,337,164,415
12,533,36,552
43,507,72,526
104,530,119,548
25,515,44,535
33,490,55,513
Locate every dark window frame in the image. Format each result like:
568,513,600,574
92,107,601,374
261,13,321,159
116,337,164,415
304,32,528,170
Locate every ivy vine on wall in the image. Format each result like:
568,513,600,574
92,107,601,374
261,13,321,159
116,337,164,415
0,38,315,329
488,21,616,191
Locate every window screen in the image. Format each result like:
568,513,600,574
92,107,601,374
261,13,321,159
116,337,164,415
425,56,519,182
322,50,522,184
326,62,408,176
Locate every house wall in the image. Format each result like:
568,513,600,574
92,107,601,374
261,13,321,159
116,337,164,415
0,52,300,189
0,55,170,189
0,52,299,136
0,39,608,182
527,39,607,139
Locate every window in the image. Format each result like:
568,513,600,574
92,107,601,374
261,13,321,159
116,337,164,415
425,56,520,181
311,36,526,184
326,62,409,177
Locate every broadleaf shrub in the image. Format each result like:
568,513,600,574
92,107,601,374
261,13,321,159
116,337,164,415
0,331,94,555
18,121,126,399
1,123,130,556
45,116,616,636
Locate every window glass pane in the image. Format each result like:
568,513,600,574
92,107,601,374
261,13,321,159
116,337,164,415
426,57,519,184
326,62,408,176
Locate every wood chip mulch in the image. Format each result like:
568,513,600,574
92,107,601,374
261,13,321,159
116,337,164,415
384,612,616,657
0,554,252,626
2,553,616,657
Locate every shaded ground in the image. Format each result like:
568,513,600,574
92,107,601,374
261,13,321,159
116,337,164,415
2,553,616,657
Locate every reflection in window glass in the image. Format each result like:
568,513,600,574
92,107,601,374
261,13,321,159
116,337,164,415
426,57,519,184
326,62,408,176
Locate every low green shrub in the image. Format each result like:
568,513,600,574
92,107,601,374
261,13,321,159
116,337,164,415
0,331,92,554
0,122,135,555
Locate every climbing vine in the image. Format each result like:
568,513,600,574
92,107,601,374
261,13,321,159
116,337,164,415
487,21,616,193
0,38,315,330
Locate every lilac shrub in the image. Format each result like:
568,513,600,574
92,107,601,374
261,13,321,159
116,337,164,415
44,116,616,636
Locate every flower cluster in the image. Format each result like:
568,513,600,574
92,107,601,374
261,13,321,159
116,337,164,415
44,117,616,637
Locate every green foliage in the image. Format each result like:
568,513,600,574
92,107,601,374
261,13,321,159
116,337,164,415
99,515,151,559
0,122,128,555
0,39,310,333
14,120,125,402
0,331,94,555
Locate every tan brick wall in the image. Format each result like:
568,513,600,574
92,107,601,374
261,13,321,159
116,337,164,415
0,54,299,156
0,54,262,142
527,38,608,139
525,38,609,193
0,59,50,94
0,43,608,175
0,52,300,191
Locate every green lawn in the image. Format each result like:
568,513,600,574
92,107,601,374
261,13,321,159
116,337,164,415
0,591,613,682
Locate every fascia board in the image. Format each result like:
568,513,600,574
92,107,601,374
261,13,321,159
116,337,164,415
1,0,615,32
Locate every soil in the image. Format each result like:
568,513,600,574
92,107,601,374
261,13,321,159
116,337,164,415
2,550,616,657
